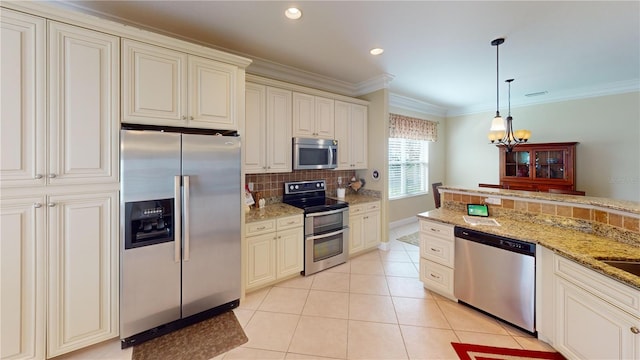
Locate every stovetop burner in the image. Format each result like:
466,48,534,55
283,180,348,213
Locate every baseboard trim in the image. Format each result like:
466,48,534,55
389,216,418,229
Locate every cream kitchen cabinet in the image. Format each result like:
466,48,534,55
334,101,368,170
553,255,640,360
46,192,119,358
419,219,456,300
0,191,118,359
292,92,335,139
245,83,292,173
246,214,304,291
349,201,381,256
1,9,45,189
123,39,238,130
1,13,119,188
1,197,46,360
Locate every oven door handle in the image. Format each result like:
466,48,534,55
306,228,347,241
306,208,347,217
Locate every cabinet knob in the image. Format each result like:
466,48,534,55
48,173,57,178
33,203,42,208
190,116,194,120
47,203,56,207
631,326,639,334
34,174,43,179
182,116,187,120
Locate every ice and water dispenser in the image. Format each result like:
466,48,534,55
124,199,174,249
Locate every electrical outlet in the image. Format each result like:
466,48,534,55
248,182,254,192
485,197,502,205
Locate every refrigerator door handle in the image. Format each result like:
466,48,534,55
183,175,191,261
174,175,182,263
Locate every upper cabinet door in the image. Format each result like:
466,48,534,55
0,9,46,187
245,83,267,173
350,103,368,169
292,93,335,139
188,55,237,130
314,96,335,139
122,39,187,124
48,21,119,185
266,87,292,172
292,92,315,137
334,101,351,169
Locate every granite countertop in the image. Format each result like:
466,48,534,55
245,203,303,223
331,194,381,205
246,194,379,224
418,208,640,290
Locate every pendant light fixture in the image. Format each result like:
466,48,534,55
487,38,531,152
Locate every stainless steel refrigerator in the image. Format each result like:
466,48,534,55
119,124,241,348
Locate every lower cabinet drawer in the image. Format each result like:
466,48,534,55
420,258,455,299
420,234,454,267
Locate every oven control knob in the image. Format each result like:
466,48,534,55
294,185,299,190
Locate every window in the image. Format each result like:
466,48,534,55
389,138,429,199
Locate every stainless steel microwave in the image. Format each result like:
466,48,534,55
293,137,338,170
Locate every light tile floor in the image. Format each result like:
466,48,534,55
58,220,556,360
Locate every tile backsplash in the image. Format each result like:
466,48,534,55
246,170,358,204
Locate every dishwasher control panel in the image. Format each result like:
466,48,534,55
454,227,535,256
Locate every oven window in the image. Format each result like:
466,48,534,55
312,212,344,234
313,232,344,262
299,148,329,166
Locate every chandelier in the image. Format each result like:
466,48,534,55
487,38,531,152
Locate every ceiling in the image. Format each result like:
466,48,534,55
56,1,639,116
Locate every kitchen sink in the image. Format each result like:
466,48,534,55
599,259,640,277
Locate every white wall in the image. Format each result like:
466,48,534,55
445,92,640,201
387,107,446,223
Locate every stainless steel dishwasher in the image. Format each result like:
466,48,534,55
454,226,536,333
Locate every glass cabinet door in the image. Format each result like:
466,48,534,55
535,150,565,179
505,150,530,177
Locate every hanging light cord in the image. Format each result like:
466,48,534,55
496,43,500,116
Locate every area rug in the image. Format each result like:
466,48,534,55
132,311,248,360
396,231,420,247
451,342,566,360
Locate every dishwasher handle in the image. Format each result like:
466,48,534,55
454,226,535,256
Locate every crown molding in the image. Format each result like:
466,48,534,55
354,74,395,96
448,79,640,117
247,58,361,96
389,93,448,117
8,1,252,68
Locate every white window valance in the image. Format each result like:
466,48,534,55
389,113,438,142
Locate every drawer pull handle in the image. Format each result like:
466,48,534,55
430,228,440,233
34,174,43,179
287,221,295,224
33,203,42,208
430,248,440,252
430,273,440,279
256,226,266,230
631,327,639,334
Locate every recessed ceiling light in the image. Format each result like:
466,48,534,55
370,48,384,56
285,7,302,20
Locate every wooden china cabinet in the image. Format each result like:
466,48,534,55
497,142,578,192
